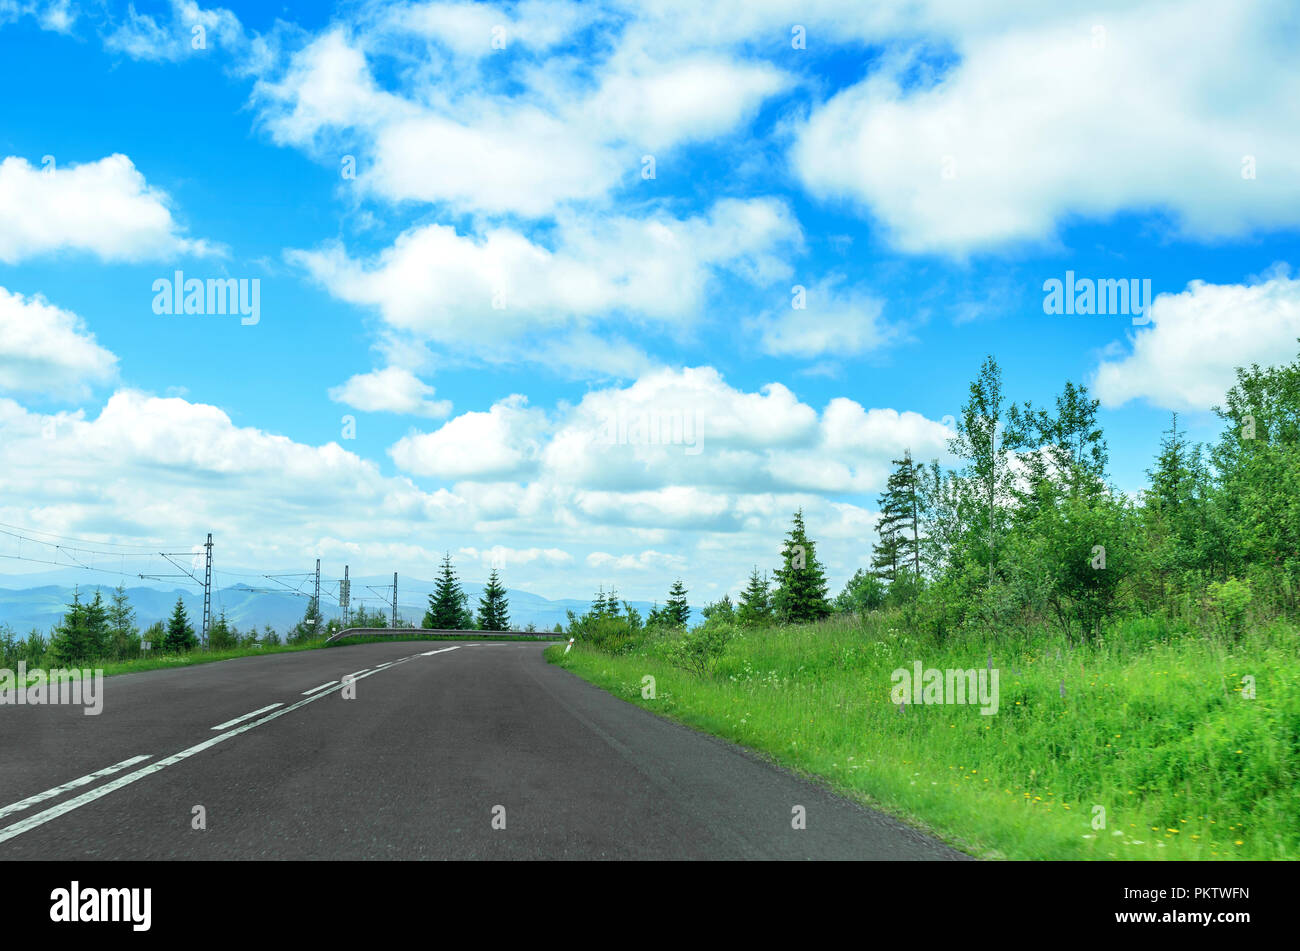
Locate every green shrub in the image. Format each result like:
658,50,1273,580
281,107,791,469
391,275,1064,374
1208,577,1253,640
667,621,734,677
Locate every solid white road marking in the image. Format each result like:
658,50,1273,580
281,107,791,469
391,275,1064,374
302,680,339,695
0,756,152,822
211,703,283,731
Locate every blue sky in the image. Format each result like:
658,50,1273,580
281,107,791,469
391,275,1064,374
1,0,1298,605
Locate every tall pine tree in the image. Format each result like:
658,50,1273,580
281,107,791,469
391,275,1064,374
425,553,472,629
664,579,691,627
771,510,832,623
476,569,511,631
736,567,772,627
107,584,139,659
52,589,91,664
871,450,923,591
163,595,197,653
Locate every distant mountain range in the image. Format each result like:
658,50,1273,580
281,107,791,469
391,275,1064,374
0,571,701,635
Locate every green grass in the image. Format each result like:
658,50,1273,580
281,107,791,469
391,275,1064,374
6,631,562,683
8,640,332,683
546,614,1299,860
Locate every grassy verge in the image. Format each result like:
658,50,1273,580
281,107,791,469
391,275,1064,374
7,640,332,682
546,615,1299,860
6,632,563,682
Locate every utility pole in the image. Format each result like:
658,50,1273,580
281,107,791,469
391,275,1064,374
364,574,398,629
340,565,350,627
138,533,213,645
202,533,213,647
313,558,321,632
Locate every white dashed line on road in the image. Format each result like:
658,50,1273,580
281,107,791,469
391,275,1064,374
212,703,283,730
0,646,469,845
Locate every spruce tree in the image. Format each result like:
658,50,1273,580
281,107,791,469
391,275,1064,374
53,588,113,663
1148,412,1192,516
871,450,923,590
83,590,111,659
425,553,472,629
107,584,139,659
51,589,90,664
736,567,772,627
163,596,197,653
476,569,511,631
288,597,324,644
664,579,691,628
209,611,236,649
771,510,832,623
702,594,734,623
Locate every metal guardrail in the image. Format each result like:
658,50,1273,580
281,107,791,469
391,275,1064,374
324,627,563,645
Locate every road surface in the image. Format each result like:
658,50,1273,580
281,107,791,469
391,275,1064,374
0,641,967,859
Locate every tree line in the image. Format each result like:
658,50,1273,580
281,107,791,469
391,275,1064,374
829,346,1300,643
567,344,1300,659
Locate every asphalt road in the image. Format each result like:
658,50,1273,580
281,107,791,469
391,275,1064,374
0,641,967,859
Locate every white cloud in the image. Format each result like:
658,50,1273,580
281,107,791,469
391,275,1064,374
289,197,800,351
252,17,790,216
791,0,1300,254
391,366,951,502
0,389,465,561
1093,272,1300,410
389,394,547,480
0,154,211,263
460,545,573,569
753,278,897,358
587,549,686,572
0,287,118,397
0,0,77,33
329,367,452,418
254,30,411,148
0,375,904,601
105,0,245,63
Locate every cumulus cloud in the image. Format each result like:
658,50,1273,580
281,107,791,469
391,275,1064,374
329,367,452,418
0,287,118,397
0,389,468,568
389,394,548,480
253,22,789,216
0,154,211,263
391,366,952,499
0,372,909,600
288,198,800,350
1093,271,1300,410
791,0,1300,254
